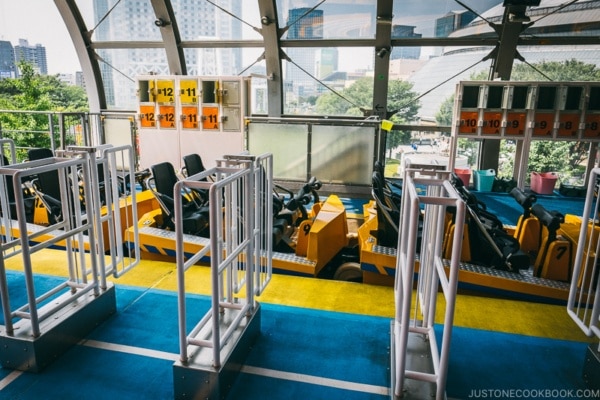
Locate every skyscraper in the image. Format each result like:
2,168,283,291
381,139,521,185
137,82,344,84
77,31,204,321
435,10,476,38
93,0,242,108
13,39,47,75
390,25,422,60
285,8,324,98
0,40,16,79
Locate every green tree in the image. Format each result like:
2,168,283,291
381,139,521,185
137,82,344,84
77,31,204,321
315,77,420,157
0,62,88,159
435,95,454,126
510,59,598,180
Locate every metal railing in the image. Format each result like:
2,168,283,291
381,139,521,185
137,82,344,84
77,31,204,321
222,153,273,295
175,153,272,368
56,144,140,281
0,154,101,337
567,167,600,342
392,167,465,400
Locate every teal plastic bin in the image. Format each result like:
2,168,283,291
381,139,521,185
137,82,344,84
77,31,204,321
474,169,495,191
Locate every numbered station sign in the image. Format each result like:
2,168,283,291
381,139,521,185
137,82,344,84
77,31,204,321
532,112,555,137
179,79,198,104
505,112,527,136
202,106,220,130
139,105,156,128
159,105,177,129
155,80,176,103
557,113,581,138
482,111,503,135
181,106,199,129
458,110,479,135
584,114,600,138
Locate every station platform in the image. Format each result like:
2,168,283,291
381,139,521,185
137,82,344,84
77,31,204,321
0,249,594,399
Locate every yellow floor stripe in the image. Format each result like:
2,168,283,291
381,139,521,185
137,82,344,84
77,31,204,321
3,248,592,343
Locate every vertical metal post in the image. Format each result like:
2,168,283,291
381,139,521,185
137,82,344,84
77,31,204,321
393,168,465,399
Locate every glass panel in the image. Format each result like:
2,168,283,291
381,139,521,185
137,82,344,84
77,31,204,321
98,48,168,109
312,125,374,185
392,0,499,38
527,139,585,186
88,0,162,42
394,136,481,186
75,0,99,30
247,123,308,180
183,47,263,76
523,1,600,38
250,74,268,115
511,47,600,81
173,1,262,41
277,0,377,40
407,46,494,123
283,46,373,116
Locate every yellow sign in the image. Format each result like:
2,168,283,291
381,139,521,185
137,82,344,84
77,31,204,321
139,105,156,128
557,113,580,137
156,80,175,103
505,112,526,136
481,111,502,135
159,105,176,129
180,79,198,104
181,106,199,129
532,113,555,137
202,106,219,130
381,120,393,132
458,111,479,134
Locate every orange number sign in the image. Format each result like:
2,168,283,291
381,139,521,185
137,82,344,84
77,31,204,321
159,105,176,129
584,114,600,138
458,111,479,135
557,113,580,137
482,111,502,135
181,106,199,129
202,106,219,130
532,113,554,137
505,112,526,136
139,105,156,128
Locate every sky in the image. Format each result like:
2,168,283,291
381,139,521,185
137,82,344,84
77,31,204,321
0,0,503,76
0,1,82,75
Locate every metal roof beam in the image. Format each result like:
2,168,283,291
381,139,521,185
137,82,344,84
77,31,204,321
371,0,394,120
150,0,186,75
54,0,106,112
258,0,283,117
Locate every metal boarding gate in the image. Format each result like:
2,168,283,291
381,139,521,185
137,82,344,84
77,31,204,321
173,154,271,399
392,168,465,400
567,167,600,388
222,153,273,295
57,144,141,281
0,153,116,371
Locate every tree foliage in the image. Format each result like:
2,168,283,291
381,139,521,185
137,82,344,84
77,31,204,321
0,62,88,156
315,77,420,156
436,95,454,126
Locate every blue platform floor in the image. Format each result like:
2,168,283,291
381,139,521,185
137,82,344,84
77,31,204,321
0,268,595,400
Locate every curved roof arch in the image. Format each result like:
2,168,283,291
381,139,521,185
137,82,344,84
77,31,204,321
49,0,600,115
